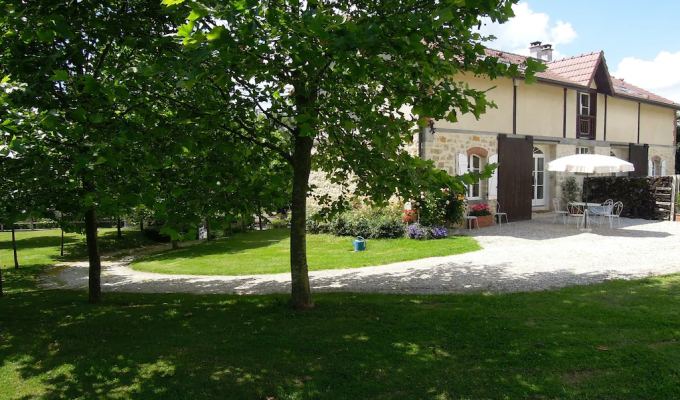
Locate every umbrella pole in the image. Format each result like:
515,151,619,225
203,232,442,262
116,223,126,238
584,173,589,229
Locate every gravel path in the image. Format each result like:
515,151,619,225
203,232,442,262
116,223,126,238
39,214,680,295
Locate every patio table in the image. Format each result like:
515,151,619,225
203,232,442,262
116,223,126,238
568,202,601,229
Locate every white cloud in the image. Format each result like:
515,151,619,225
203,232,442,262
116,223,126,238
613,51,680,103
478,2,577,58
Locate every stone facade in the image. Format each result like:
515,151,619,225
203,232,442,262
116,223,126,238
649,145,676,175
421,132,498,176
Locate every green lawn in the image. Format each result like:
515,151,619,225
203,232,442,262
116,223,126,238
2,277,680,399
0,228,160,295
130,229,481,275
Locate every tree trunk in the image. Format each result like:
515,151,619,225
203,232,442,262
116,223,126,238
11,227,19,269
206,218,212,241
172,240,179,250
258,201,263,230
117,215,122,239
289,134,314,309
140,219,144,232
228,221,232,236
242,219,246,232
61,228,64,257
85,205,102,304
0,262,3,297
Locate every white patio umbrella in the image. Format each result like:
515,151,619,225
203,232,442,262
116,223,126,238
547,154,635,230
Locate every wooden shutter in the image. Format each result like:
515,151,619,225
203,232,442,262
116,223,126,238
488,154,498,199
648,159,653,176
457,153,468,175
661,160,667,176
628,144,649,177
590,93,597,139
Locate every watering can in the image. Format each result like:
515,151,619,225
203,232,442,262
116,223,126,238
350,236,366,252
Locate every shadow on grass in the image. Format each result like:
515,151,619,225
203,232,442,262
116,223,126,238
2,277,680,399
61,230,160,262
0,235,79,251
135,230,289,265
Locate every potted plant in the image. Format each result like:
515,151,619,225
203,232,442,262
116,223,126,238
676,192,680,222
469,203,493,228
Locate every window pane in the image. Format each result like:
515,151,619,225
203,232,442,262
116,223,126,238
473,155,480,169
537,171,544,183
537,186,544,200
538,158,544,170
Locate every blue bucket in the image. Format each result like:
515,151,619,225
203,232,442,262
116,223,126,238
350,236,366,252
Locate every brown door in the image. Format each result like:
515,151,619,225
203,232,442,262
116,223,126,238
628,144,648,177
498,134,534,222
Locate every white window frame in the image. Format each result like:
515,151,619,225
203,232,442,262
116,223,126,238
468,154,482,199
580,93,590,115
576,147,590,155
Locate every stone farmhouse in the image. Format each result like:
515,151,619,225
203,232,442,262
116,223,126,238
414,42,680,221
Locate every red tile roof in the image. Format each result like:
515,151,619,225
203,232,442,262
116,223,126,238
483,48,680,108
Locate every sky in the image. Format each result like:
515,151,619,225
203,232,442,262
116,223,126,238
478,0,680,103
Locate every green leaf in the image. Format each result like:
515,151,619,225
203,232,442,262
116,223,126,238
178,22,195,38
71,107,87,122
207,26,226,41
188,8,209,22
49,70,69,82
161,0,186,5
93,156,107,165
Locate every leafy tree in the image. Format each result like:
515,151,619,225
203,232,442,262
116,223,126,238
166,0,543,308
0,0,184,302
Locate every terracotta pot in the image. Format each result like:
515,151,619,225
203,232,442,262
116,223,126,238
675,215,680,222
469,214,493,228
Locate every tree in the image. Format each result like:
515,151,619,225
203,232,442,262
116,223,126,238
166,0,543,308
0,0,185,303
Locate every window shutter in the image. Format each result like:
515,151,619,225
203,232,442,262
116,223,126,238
648,159,653,176
488,154,498,199
590,93,597,138
457,153,468,175
661,160,667,176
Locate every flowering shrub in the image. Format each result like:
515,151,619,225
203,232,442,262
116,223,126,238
469,203,492,216
403,209,417,224
406,223,428,239
429,226,448,239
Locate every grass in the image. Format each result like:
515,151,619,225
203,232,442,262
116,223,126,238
0,228,160,295
1,277,680,399
130,229,482,275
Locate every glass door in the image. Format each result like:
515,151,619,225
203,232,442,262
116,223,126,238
532,147,546,206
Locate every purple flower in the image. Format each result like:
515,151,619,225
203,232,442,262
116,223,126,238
406,223,428,239
429,225,448,239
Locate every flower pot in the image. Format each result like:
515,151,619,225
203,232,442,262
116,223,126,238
468,215,493,228
675,215,680,222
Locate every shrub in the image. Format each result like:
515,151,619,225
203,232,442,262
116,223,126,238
415,190,464,226
308,205,405,239
561,176,581,205
406,223,427,239
429,226,448,239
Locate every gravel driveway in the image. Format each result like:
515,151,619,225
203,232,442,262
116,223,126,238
39,214,680,295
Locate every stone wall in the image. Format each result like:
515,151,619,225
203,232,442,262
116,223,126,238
649,145,676,175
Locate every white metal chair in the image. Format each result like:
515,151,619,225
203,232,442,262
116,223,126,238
567,202,586,228
489,199,508,225
552,198,569,224
606,201,624,228
592,199,614,225
462,203,479,230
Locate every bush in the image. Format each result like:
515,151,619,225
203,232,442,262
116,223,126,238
142,228,172,243
429,226,448,239
406,223,427,239
308,205,405,239
415,190,464,226
561,176,581,205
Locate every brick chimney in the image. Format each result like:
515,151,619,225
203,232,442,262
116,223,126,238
529,42,554,61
